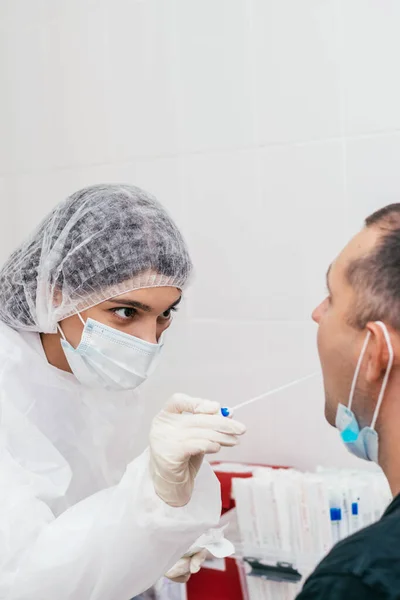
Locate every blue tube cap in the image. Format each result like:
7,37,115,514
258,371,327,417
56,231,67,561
221,407,231,417
330,507,342,522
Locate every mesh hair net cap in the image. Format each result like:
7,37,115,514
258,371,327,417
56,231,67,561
0,184,193,333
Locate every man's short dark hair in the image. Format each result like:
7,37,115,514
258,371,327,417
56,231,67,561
347,203,400,329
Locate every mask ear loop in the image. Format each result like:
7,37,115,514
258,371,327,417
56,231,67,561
348,331,371,411
370,321,394,430
57,313,86,342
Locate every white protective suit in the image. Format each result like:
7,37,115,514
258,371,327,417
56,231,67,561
0,321,221,600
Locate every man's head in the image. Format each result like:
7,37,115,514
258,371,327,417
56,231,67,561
312,204,400,433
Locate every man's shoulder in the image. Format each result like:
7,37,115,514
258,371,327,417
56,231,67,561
318,509,400,575
298,511,400,598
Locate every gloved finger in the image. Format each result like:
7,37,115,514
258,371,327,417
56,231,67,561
166,393,220,416
184,438,221,456
169,573,191,584
165,557,191,579
190,549,208,574
186,414,246,436
182,428,240,447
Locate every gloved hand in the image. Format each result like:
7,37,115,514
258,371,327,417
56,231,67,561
149,393,246,507
164,550,208,584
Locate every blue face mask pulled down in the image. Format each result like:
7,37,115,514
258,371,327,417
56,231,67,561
335,321,394,463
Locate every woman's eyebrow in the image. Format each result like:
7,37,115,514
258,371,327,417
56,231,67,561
169,296,182,309
108,295,182,312
108,299,152,312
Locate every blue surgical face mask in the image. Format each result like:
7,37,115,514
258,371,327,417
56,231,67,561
335,321,394,463
58,314,164,391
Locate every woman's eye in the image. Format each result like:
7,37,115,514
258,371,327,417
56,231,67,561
160,306,178,320
112,307,136,320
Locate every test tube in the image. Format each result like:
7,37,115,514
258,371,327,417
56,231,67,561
330,508,342,545
351,502,359,533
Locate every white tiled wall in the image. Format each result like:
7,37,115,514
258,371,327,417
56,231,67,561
0,0,398,471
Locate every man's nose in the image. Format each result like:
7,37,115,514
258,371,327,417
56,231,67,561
312,303,322,324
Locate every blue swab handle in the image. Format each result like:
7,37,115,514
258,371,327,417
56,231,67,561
221,407,232,417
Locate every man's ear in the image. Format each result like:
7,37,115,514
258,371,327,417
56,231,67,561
365,322,392,384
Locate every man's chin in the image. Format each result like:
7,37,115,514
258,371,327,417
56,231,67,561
324,399,337,427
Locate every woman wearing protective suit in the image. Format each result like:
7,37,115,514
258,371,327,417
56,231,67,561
0,184,245,599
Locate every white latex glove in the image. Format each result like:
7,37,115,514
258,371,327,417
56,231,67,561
165,526,236,583
149,393,246,507
185,525,235,558
165,549,208,583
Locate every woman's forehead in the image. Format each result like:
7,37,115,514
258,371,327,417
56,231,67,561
104,286,182,310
